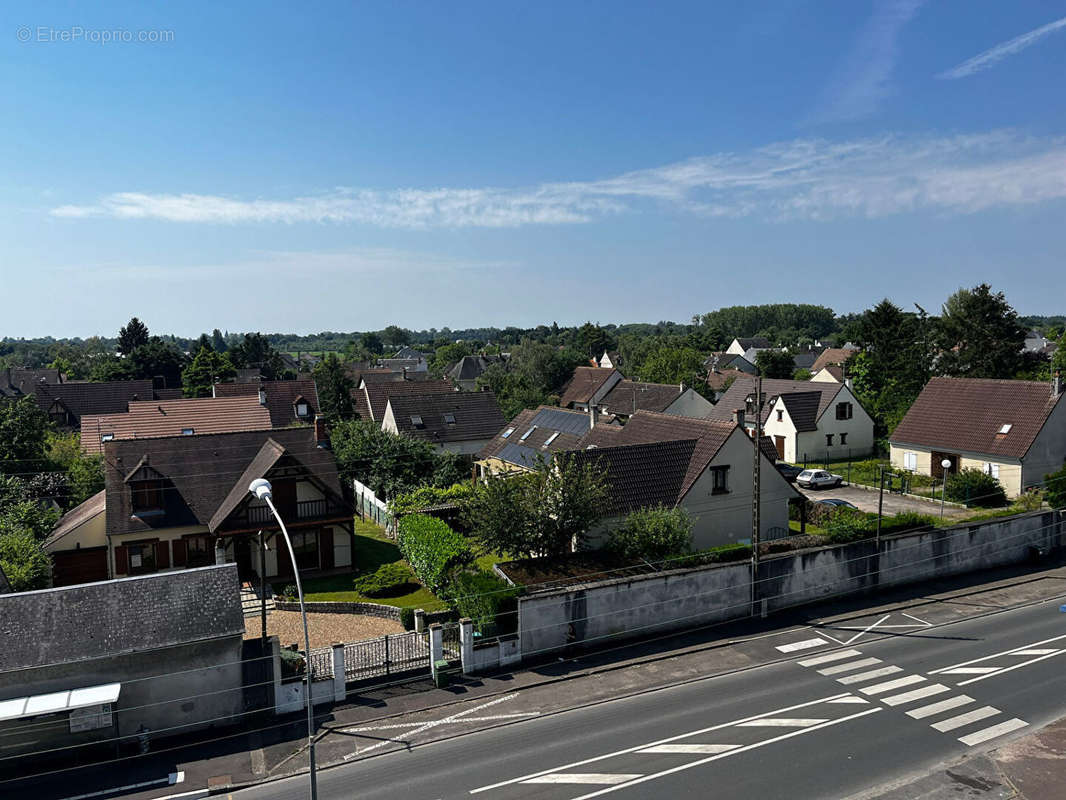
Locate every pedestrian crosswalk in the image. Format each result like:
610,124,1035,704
930,634,1066,686
786,638,1029,748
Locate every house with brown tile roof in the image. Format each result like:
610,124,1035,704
558,367,622,411
565,410,799,550
597,379,714,419
382,391,506,456
352,378,456,422
705,367,749,401
211,378,319,427
34,380,161,429
80,396,274,455
709,377,875,462
45,427,353,586
810,347,857,381
889,376,1066,498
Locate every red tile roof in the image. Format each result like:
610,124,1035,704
559,367,619,407
387,391,506,444
211,379,319,427
359,379,455,421
889,377,1063,459
811,348,857,373
81,396,273,455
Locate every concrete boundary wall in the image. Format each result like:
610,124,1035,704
275,600,402,621
518,510,1062,659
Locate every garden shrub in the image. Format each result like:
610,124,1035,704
607,506,692,563
823,508,873,544
877,511,937,535
389,483,474,515
281,583,298,601
445,570,519,635
397,513,472,592
676,543,752,567
352,563,419,598
279,647,305,678
946,468,1007,508
1046,463,1066,510
400,607,416,631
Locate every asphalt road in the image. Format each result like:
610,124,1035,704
235,597,1066,800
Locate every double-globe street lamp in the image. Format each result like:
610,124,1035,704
248,478,318,800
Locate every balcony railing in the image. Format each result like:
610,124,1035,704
238,499,345,528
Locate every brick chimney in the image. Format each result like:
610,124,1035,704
1054,370,1063,398
314,415,330,448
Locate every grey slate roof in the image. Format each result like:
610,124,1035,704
599,380,683,415
709,378,846,426
388,391,506,444
477,405,592,465
0,368,63,397
0,564,244,671
778,391,823,432
565,439,698,515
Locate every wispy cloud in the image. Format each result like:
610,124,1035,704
938,16,1066,79
51,130,1066,227
808,0,924,123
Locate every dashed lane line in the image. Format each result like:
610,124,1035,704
523,774,642,785
776,638,829,653
636,744,740,754
736,718,827,727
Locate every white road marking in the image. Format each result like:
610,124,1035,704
958,650,1066,686
818,658,883,676
901,612,932,626
941,667,1000,674
468,692,853,794
837,666,903,685
843,615,891,645
882,684,950,707
343,713,539,732
58,774,186,800
523,774,642,785
828,696,870,704
860,675,926,696
736,718,827,727
1011,649,1059,656
798,649,863,667
930,634,1066,674
776,638,828,653
350,693,531,757
907,695,975,719
958,718,1028,746
931,706,1000,732
564,709,883,800
637,744,739,754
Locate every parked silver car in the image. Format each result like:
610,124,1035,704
797,469,843,489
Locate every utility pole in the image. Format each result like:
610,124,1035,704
751,376,762,615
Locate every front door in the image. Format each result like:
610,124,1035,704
774,436,786,460
234,536,253,580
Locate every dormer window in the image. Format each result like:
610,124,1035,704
131,479,165,514
443,413,456,425
101,433,115,443
745,394,758,415
410,415,424,429
181,428,194,436
295,402,309,418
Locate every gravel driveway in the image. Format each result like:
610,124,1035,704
243,610,404,647
799,483,969,519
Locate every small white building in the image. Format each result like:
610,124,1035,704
889,376,1066,498
725,337,773,364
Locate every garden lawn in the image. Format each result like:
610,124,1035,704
299,519,447,611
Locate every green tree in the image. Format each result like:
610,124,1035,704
360,331,384,355
1046,463,1066,509
935,284,1027,379
793,368,812,381
755,349,795,379
313,353,355,421
575,322,612,360
182,345,237,398
464,471,539,557
1,499,59,541
0,529,51,591
211,328,228,353
637,345,708,396
946,468,1007,508
229,333,287,380
0,396,52,476
532,453,609,557
128,337,188,388
47,432,104,508
1053,332,1066,376
432,342,473,375
607,506,692,562
117,317,150,355
382,325,411,348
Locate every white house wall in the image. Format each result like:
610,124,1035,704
44,510,107,552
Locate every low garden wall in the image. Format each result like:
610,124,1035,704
276,600,402,621
518,509,1063,659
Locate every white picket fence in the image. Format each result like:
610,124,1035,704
353,478,395,534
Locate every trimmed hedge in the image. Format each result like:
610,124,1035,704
389,483,474,515
397,513,472,592
445,570,519,635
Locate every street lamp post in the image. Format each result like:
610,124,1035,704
248,478,317,800
940,459,952,518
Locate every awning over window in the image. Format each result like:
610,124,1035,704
0,682,121,722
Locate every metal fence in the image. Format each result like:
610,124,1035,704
441,622,461,663
307,646,335,680
342,630,430,683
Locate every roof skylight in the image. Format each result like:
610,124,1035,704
543,432,560,447
501,427,515,439
520,426,536,441
999,423,1012,434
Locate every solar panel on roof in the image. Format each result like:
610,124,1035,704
498,443,546,469
530,407,590,436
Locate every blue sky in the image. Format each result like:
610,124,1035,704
3,1,1066,337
